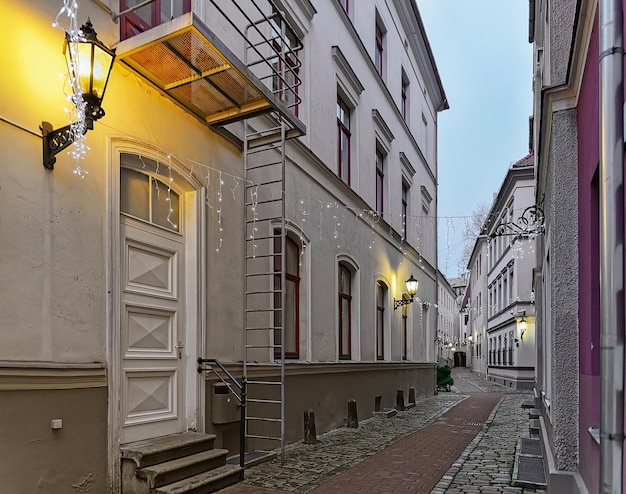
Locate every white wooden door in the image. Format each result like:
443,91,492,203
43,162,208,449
119,167,187,443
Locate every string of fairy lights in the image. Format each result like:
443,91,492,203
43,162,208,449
53,0,89,178
51,2,539,269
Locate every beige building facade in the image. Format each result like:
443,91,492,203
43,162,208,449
0,0,447,492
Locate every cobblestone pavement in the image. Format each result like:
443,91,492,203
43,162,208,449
432,369,547,494
218,369,547,494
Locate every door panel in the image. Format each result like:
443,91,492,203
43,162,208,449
124,368,178,425
121,218,185,443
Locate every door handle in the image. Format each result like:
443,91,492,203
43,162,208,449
175,341,184,359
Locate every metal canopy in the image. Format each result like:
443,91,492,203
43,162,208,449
115,12,305,136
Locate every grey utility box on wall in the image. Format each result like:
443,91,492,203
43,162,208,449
211,383,239,424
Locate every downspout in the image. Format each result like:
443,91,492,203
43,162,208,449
599,0,625,492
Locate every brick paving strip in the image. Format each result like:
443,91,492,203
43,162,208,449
218,394,464,494
306,393,502,494
218,392,502,494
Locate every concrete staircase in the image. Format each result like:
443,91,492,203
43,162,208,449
121,432,242,494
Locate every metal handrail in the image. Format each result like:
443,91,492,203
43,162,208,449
197,358,247,472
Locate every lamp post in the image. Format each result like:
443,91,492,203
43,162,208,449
393,274,419,310
41,19,116,170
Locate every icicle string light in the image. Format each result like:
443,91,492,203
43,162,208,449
250,185,259,258
215,171,224,251
54,0,89,177
166,155,177,230
79,123,542,267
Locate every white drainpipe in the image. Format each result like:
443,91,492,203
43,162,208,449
599,0,625,492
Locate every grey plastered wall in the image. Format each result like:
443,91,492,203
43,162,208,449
547,107,580,471
550,0,577,85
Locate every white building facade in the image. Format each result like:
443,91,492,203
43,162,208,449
437,274,457,365
484,154,537,389
464,239,489,378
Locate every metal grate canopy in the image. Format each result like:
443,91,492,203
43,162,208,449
115,12,305,133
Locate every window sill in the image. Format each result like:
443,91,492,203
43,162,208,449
588,427,600,445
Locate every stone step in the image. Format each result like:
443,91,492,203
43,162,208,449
137,449,229,488
121,432,217,468
154,464,242,494
227,450,276,468
528,408,541,419
529,418,540,434
513,437,547,490
521,400,536,409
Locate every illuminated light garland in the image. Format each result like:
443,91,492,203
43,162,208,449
53,1,89,177
250,185,259,258
77,123,540,271
215,171,224,251
166,155,177,230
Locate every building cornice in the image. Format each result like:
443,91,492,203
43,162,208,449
200,361,437,380
0,362,107,390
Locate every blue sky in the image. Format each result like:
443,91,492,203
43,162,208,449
417,0,533,278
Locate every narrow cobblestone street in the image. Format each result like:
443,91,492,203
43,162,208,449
217,369,547,493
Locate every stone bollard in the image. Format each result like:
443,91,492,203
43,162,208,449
396,389,406,411
374,395,382,411
304,409,317,444
408,387,416,405
347,399,359,428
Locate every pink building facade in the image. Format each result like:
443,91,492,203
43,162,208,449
533,1,626,492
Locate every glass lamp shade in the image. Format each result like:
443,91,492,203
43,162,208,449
405,274,418,297
64,19,115,105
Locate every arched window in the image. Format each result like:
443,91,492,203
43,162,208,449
274,234,300,359
402,297,409,360
120,166,180,232
376,281,387,360
338,263,352,359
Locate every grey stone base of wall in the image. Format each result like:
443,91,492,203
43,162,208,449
539,416,589,494
487,375,535,390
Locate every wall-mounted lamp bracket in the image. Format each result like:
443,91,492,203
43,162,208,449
489,205,545,239
394,296,414,310
41,102,104,170
41,122,81,170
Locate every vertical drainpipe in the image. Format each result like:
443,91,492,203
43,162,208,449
599,0,625,492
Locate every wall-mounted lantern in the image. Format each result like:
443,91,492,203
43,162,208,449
41,19,116,170
519,315,527,340
393,273,418,310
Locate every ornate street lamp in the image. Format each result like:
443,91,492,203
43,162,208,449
394,273,419,310
41,19,116,170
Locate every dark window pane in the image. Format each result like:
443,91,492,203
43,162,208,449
120,168,149,221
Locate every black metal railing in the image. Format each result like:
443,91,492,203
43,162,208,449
197,358,247,472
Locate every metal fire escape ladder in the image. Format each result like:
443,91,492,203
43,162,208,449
240,5,301,463
114,0,305,467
